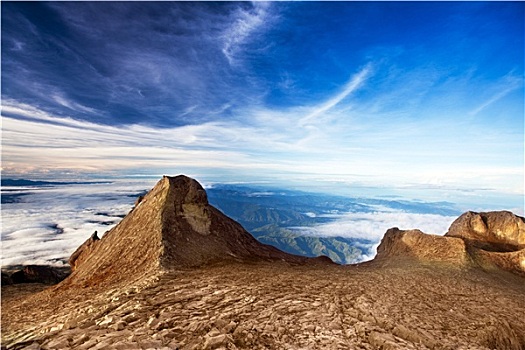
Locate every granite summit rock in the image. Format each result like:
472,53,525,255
373,211,525,276
62,175,314,288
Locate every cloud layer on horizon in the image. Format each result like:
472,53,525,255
1,181,154,266
290,210,457,262
1,181,458,266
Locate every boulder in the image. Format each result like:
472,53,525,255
446,211,525,251
374,228,470,267
373,211,525,276
446,211,525,276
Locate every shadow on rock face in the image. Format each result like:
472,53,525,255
3,265,70,285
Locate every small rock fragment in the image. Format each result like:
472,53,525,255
45,337,69,349
204,334,231,349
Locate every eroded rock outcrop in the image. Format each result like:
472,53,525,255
445,211,525,276
62,175,317,289
3,178,525,350
446,210,525,251
374,228,471,266
374,211,525,276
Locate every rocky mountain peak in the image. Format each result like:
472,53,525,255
61,175,313,289
163,175,209,206
161,175,212,236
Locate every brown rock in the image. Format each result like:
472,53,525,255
446,211,525,276
373,228,470,266
111,321,127,331
9,265,69,284
469,246,525,277
223,321,237,334
392,324,422,344
20,343,41,350
368,331,398,350
71,333,89,346
112,341,142,350
45,336,69,349
138,339,163,349
446,211,525,251
204,333,232,349
372,211,525,276
61,175,315,289
68,231,100,271
146,316,160,329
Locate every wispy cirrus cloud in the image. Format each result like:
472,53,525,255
221,2,273,66
51,93,100,115
1,2,278,127
468,74,523,116
299,64,372,127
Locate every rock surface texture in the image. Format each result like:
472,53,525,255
2,176,524,350
68,231,99,271
446,211,525,276
373,211,525,277
61,175,310,289
373,228,471,266
446,210,525,249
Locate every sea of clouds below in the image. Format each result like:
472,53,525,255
2,180,458,266
289,210,457,262
1,181,155,266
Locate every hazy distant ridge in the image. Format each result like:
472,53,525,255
1,179,109,187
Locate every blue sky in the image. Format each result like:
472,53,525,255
1,2,524,209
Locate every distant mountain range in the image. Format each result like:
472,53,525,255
251,224,364,264
206,184,460,264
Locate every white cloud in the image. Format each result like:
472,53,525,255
52,93,99,114
1,102,261,173
299,64,372,127
295,211,456,240
221,2,272,65
469,74,522,116
1,181,153,266
291,209,457,263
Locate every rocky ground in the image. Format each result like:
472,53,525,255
2,261,525,350
3,177,524,349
